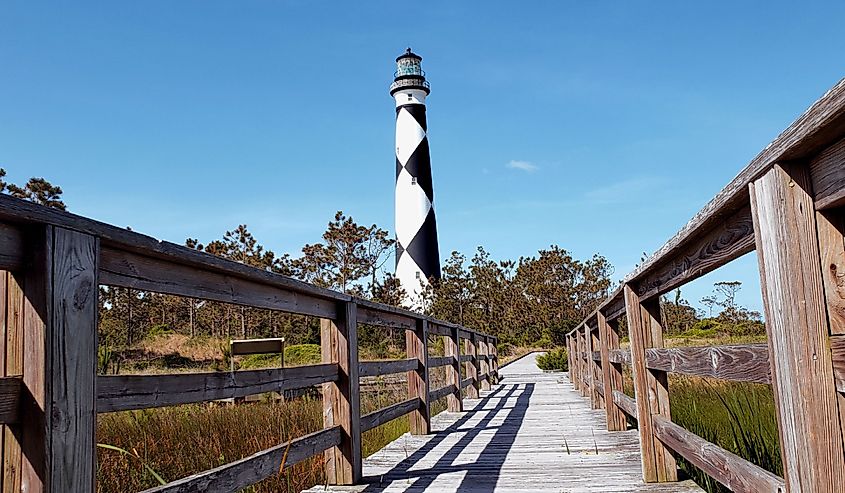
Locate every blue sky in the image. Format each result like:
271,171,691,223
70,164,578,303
3,2,844,313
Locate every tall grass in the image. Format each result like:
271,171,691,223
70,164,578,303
670,376,781,492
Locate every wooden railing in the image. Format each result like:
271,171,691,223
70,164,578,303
568,77,845,493
0,196,498,492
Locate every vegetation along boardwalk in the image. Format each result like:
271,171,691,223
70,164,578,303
307,353,702,492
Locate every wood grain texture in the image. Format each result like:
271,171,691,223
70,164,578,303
321,302,362,485
609,349,632,365
645,344,771,384
0,377,21,424
0,223,25,271
358,359,418,378
604,290,627,321
360,398,420,432
463,336,479,399
598,311,627,431
816,209,845,335
652,415,785,493
444,327,462,412
407,319,431,435
750,163,845,491
429,384,458,403
588,328,603,409
4,271,23,492
634,205,755,301
613,390,638,419
479,337,491,391
428,356,456,369
833,335,845,392
100,246,338,319
624,286,677,483
97,364,338,412
19,227,99,492
357,306,416,330
811,135,845,210
143,426,342,493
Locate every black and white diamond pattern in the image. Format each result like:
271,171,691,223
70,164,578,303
395,103,441,300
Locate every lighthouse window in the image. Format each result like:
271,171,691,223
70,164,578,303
411,176,417,185
407,94,413,101
415,271,421,279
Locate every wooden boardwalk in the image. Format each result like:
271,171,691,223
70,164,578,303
306,353,702,492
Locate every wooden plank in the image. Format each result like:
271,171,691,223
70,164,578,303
143,426,342,493
360,398,420,433
428,356,456,369
598,311,626,431
833,335,845,392
652,415,785,493
97,364,338,412
321,302,362,485
604,290,626,321
429,384,458,403
0,223,25,271
624,285,677,483
460,377,473,389
20,227,99,492
811,135,845,210
357,306,415,330
230,338,283,356
4,271,24,492
443,326,462,412
816,209,845,335
479,337,491,391
588,327,603,409
612,390,638,419
358,359,418,378
0,377,21,424
634,205,755,301
427,323,450,337
459,354,473,363
609,349,632,365
645,344,771,384
463,336,479,399
406,319,430,435
100,246,337,319
750,162,845,491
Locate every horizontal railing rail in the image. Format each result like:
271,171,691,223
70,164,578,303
567,77,845,492
0,194,499,492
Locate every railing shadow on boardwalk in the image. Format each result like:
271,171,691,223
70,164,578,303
359,382,535,492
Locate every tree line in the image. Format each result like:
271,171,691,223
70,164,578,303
1,168,763,355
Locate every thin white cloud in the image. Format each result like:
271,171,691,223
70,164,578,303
583,177,665,205
506,160,539,172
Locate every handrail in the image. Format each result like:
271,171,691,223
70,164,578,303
0,194,500,492
567,76,845,492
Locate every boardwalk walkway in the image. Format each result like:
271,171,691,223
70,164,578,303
306,353,702,492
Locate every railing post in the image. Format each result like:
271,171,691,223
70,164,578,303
597,310,626,431
464,333,479,399
577,327,589,397
624,284,677,483
566,333,577,388
587,321,603,409
18,226,99,492
321,301,362,484
444,325,462,412
490,337,499,384
749,162,845,491
407,318,430,435
479,335,491,391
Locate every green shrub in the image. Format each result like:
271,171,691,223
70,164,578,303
284,344,321,366
536,347,568,371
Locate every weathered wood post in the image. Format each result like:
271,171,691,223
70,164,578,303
597,310,627,431
479,335,491,391
587,320,604,409
444,325,462,412
624,284,677,483
749,162,845,492
566,333,578,389
464,333,479,398
407,318,431,435
321,301,362,484
490,336,499,384
577,327,589,397
17,226,99,492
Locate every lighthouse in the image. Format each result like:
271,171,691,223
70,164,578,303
390,48,441,306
